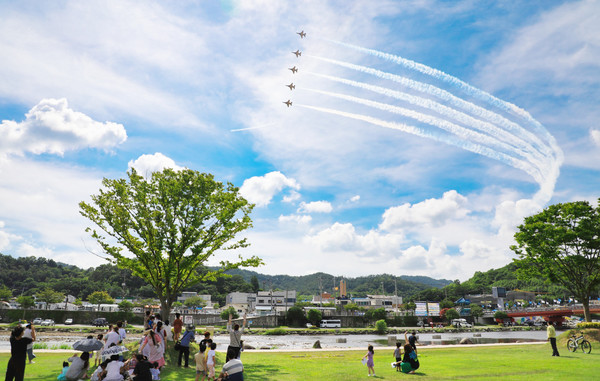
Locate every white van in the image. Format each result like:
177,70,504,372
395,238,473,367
451,318,472,328
320,319,342,328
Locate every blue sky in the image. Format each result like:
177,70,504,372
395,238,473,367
1,0,599,281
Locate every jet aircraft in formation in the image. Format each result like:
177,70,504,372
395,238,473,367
292,50,301,57
286,83,295,90
297,30,306,38
283,100,292,107
288,66,298,74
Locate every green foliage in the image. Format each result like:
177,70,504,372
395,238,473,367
286,306,306,327
250,276,260,292
183,296,206,308
79,168,262,317
220,306,239,320
439,298,455,309
307,309,322,325
265,327,287,335
444,308,460,322
16,295,35,309
577,322,600,329
365,307,387,322
88,291,114,306
469,304,483,318
118,300,134,312
36,288,65,309
511,200,600,321
343,303,360,311
0,285,12,300
494,311,508,319
375,319,387,334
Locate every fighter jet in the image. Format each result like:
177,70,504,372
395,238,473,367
286,83,295,90
297,30,306,38
283,100,292,107
292,50,301,57
288,66,298,74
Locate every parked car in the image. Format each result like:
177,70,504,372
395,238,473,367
92,317,108,327
64,318,73,325
32,317,43,325
40,319,55,326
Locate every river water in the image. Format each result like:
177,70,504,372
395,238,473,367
0,330,547,351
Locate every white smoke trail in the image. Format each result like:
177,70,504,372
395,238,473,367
230,123,275,132
297,104,541,180
302,88,544,183
305,71,549,173
326,39,564,163
308,55,553,159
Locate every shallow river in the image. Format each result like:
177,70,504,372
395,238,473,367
0,331,547,351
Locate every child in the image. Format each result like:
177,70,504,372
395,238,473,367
206,342,217,380
195,341,207,381
362,345,375,377
90,360,108,381
393,342,402,372
150,361,161,380
57,361,69,381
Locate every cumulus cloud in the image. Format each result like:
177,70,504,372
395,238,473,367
298,201,333,214
0,98,126,157
591,129,600,147
239,171,300,207
282,190,301,203
380,190,469,231
349,195,360,202
128,153,184,176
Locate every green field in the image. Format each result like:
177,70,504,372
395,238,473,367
1,342,599,380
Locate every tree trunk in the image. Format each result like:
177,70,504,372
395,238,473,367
582,298,591,322
160,299,172,323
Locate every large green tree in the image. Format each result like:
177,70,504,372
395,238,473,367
80,168,262,318
511,200,600,321
36,288,65,310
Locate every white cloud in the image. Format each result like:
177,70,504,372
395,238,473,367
298,201,333,214
0,98,126,157
128,153,184,176
282,190,301,203
278,214,312,224
591,129,600,147
380,190,469,231
239,171,300,207
349,195,360,202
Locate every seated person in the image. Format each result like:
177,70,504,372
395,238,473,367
132,354,152,381
217,348,244,381
57,361,69,381
395,344,419,374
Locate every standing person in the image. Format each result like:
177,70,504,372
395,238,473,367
393,342,402,372
65,352,90,380
23,323,36,364
143,311,152,331
206,343,217,381
163,320,173,343
226,313,246,359
405,331,419,352
172,313,183,343
362,345,375,377
194,342,208,381
117,321,127,343
5,326,33,381
177,325,195,368
547,322,560,356
139,330,165,369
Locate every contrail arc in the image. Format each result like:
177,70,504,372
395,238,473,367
301,89,544,183
305,71,549,173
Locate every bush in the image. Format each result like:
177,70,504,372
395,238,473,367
375,319,387,334
265,327,287,335
286,306,306,327
577,322,600,329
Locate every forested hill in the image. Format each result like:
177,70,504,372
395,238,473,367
0,253,451,304
220,269,452,297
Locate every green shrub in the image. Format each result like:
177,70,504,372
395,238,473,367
375,319,387,334
33,343,48,349
265,327,287,335
577,322,600,329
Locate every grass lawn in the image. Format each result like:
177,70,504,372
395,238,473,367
1,342,599,380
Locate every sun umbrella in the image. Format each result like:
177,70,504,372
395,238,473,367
73,338,104,352
102,345,129,356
